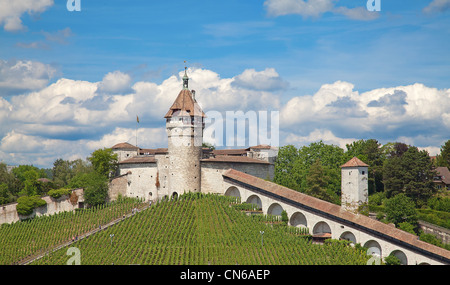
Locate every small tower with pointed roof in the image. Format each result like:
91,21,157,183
341,157,369,213
164,66,205,196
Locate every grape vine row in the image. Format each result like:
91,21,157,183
30,193,370,265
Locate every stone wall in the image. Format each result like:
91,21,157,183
0,188,84,225
118,162,158,201
108,174,128,201
200,162,274,194
419,221,450,244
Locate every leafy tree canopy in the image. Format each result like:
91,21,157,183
87,148,118,178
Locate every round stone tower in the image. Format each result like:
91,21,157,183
164,68,205,196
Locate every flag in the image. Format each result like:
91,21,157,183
137,115,139,123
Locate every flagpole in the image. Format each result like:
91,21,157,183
136,115,139,155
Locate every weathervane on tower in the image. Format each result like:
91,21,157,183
183,60,189,90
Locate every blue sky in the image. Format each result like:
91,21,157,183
0,0,449,167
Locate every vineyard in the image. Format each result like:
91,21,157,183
0,197,145,265
26,193,370,265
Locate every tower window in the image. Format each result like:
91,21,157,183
362,171,365,175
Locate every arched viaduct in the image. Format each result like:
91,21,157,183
221,169,450,265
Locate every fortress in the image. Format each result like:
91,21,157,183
109,68,278,202
106,68,450,265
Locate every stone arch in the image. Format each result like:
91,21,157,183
172,192,178,199
267,203,283,216
289,212,307,228
389,250,408,265
246,195,262,210
313,221,332,235
339,231,357,244
364,240,382,257
224,186,241,200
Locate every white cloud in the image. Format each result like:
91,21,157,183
86,127,167,151
285,129,357,149
423,0,450,14
418,146,441,156
0,0,54,32
0,59,57,95
0,65,283,167
1,62,448,168
264,0,334,18
264,0,380,20
232,68,288,91
9,78,97,124
98,70,132,94
280,80,450,151
333,6,380,21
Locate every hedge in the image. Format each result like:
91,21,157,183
47,188,71,199
16,195,47,216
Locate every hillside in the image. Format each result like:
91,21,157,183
0,197,145,265
31,193,370,265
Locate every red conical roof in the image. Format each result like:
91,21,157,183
164,89,205,118
340,157,369,168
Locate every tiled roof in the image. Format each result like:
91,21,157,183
249,144,272,150
341,157,369,168
222,168,450,263
201,155,270,164
164,89,205,118
139,148,168,155
111,142,139,150
212,149,248,156
435,167,450,185
119,156,157,164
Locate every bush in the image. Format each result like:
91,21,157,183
16,195,47,216
47,188,71,199
281,210,289,224
419,232,443,247
417,209,450,229
398,222,416,234
427,197,450,212
384,255,401,265
369,192,386,206
385,194,417,226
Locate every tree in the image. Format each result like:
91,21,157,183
21,170,40,196
383,145,436,206
12,165,46,182
305,159,336,203
202,142,215,151
52,159,73,188
401,147,436,207
383,155,404,198
0,183,11,205
298,141,346,197
273,145,300,190
384,194,417,227
0,163,21,200
69,171,108,207
88,148,118,178
435,139,450,168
